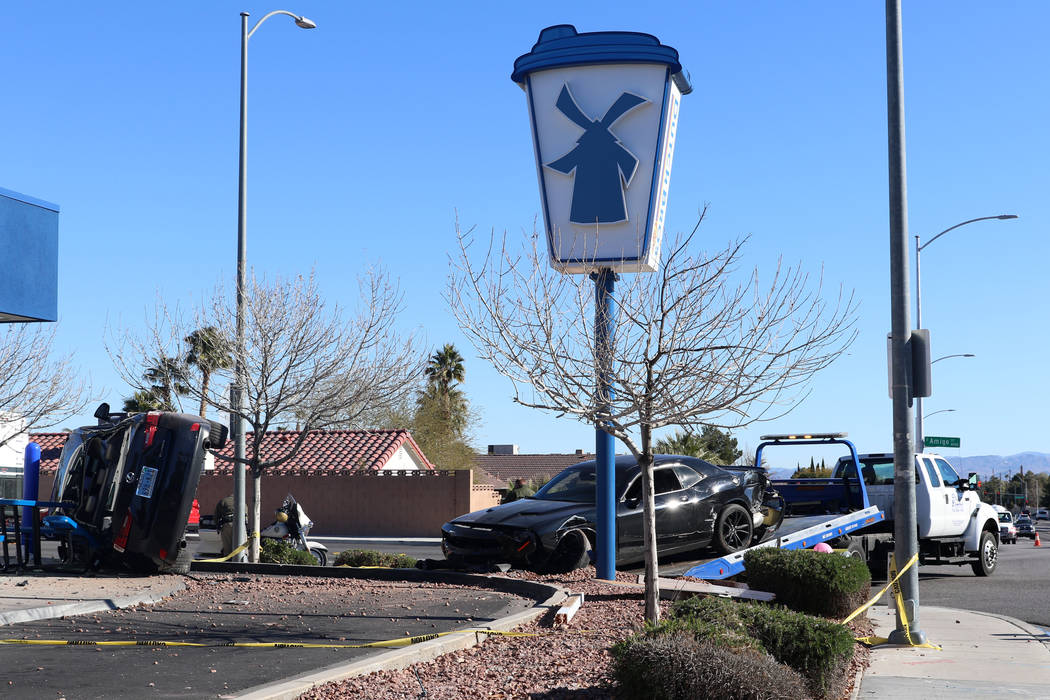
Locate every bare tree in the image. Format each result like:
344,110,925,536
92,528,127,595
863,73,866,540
448,211,857,623
0,323,91,448
109,269,421,560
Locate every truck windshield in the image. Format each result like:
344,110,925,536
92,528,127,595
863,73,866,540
836,456,917,485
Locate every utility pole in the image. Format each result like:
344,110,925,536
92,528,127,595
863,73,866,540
885,0,925,645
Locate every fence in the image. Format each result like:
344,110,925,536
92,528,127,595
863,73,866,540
195,468,501,537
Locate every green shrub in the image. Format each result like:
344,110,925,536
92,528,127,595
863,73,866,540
743,547,871,618
259,539,317,565
611,631,812,700
668,597,853,700
333,549,417,568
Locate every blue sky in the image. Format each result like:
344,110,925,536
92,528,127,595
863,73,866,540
3,2,1047,463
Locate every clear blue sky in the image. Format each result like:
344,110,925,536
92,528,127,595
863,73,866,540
3,2,1047,462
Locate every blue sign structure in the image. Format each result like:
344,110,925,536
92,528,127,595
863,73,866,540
0,188,59,322
513,25,689,581
513,25,691,273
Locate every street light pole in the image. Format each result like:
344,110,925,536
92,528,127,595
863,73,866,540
913,214,1016,449
233,9,315,562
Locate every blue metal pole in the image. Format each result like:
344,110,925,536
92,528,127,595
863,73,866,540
594,268,617,580
22,441,41,547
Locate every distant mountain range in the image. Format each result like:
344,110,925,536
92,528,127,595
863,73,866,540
949,452,1050,478
762,453,1050,481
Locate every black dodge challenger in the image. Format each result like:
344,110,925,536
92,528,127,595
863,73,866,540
441,454,784,573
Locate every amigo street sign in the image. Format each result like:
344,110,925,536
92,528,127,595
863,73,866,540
924,436,961,448
512,25,691,274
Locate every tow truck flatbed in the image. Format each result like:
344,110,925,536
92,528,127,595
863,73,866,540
682,505,885,579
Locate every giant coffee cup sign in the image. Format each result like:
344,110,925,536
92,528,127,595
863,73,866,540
512,25,691,273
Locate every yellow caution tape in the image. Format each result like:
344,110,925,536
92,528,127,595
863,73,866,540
195,532,260,563
0,628,536,650
844,552,940,650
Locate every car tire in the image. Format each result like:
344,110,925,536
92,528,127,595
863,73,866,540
971,531,998,577
714,503,754,554
309,547,328,567
543,529,592,574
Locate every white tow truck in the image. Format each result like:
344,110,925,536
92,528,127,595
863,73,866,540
685,433,1001,579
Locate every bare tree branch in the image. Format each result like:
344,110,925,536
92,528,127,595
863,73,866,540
0,323,92,447
447,209,858,622
108,268,422,559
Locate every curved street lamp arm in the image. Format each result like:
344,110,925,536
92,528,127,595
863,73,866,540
932,353,975,364
248,10,314,39
919,214,1018,252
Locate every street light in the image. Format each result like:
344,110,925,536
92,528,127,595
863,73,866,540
914,215,1016,448
932,353,975,364
233,9,316,561
922,408,956,420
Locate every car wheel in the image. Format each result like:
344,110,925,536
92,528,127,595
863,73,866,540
309,547,328,567
971,531,998,577
714,503,754,554
543,529,592,574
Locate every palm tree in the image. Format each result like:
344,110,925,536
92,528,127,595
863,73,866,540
143,355,190,410
123,389,165,414
654,430,708,459
424,344,465,394
184,326,233,418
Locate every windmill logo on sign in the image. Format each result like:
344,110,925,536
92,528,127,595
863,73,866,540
545,84,649,225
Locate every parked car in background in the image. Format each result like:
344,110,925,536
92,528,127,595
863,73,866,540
997,510,1017,544
441,454,784,573
1036,508,1049,521
1015,515,1036,540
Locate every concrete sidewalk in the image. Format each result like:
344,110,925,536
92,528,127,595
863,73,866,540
858,604,1050,698
0,572,184,626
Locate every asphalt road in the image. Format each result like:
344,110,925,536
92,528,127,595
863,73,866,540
0,573,541,699
915,519,1050,628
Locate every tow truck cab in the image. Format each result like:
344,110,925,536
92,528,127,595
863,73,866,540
766,434,1000,576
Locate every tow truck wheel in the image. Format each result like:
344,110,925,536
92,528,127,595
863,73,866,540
715,504,754,554
971,531,998,577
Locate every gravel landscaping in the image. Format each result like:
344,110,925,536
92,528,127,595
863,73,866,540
298,567,872,700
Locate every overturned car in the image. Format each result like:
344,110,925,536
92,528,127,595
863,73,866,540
441,455,783,573
47,404,227,574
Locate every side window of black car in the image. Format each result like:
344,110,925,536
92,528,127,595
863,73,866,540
673,465,703,489
654,468,682,495
623,468,683,501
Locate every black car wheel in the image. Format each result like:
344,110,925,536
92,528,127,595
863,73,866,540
543,529,592,574
715,503,754,554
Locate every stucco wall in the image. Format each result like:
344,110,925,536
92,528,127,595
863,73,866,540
195,469,500,537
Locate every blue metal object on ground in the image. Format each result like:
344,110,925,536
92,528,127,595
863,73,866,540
21,442,40,546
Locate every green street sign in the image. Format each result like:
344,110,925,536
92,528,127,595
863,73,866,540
924,436,961,448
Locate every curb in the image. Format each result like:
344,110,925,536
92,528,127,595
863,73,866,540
0,577,186,627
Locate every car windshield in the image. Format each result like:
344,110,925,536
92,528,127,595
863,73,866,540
533,464,633,504
534,466,597,503
998,513,1012,523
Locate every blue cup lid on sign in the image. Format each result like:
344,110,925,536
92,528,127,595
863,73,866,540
512,24,691,94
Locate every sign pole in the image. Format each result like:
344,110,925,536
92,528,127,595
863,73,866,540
594,268,617,580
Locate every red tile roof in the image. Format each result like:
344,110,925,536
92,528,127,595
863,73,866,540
29,429,434,476
473,452,594,487
29,432,69,473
